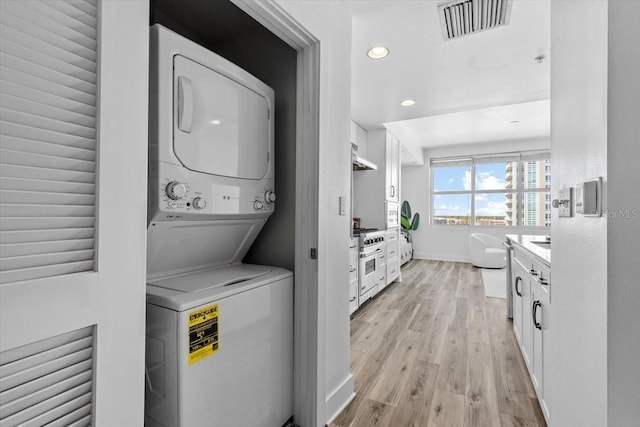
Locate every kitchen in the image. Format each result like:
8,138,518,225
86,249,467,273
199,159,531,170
0,1,638,427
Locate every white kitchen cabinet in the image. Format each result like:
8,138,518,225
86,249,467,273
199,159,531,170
385,132,400,202
349,238,359,315
512,245,551,425
353,129,401,230
385,229,400,285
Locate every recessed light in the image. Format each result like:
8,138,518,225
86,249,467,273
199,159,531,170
367,46,389,59
510,120,520,124
400,99,416,107
210,119,221,125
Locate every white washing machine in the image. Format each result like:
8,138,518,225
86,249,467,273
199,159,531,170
145,25,292,427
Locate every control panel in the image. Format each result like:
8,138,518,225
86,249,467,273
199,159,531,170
156,173,274,219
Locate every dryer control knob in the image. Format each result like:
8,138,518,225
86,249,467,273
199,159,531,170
192,197,206,210
264,190,276,204
254,200,264,210
166,181,187,200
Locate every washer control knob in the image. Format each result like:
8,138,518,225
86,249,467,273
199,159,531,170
166,181,187,200
264,190,276,204
192,197,206,210
254,200,264,210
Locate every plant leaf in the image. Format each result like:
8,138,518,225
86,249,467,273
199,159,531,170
401,217,411,230
401,200,411,220
411,213,420,230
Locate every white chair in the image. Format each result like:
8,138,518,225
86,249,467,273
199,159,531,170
469,233,506,268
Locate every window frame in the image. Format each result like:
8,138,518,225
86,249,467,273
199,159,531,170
430,151,550,229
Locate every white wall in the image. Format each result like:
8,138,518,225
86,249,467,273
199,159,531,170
401,138,550,262
275,1,354,425
549,1,608,425
607,1,640,425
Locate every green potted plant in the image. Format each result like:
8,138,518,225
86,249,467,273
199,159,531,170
400,200,419,264
401,200,420,241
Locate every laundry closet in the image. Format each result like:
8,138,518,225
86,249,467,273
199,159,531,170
145,1,297,426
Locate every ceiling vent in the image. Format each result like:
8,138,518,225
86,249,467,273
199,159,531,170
438,0,513,41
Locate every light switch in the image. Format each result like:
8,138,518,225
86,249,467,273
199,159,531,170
556,187,573,217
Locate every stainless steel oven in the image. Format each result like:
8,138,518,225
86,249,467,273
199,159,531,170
358,231,386,303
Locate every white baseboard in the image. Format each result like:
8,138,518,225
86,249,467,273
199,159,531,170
325,374,355,425
413,252,470,263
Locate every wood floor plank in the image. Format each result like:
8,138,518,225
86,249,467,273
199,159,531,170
367,329,423,406
416,312,450,364
499,412,540,427
335,261,546,426
387,359,439,427
467,304,490,344
464,342,501,427
489,332,536,419
426,389,465,427
350,399,394,427
435,329,468,395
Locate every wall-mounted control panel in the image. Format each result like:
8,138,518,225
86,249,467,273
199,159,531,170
576,177,602,216
553,187,573,217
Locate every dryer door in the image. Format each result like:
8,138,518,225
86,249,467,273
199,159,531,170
173,55,270,180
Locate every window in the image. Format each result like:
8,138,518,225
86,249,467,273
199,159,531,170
431,152,550,227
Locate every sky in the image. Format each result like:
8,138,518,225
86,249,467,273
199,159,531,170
432,163,510,218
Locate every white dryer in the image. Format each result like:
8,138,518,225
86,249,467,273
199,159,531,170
145,25,292,427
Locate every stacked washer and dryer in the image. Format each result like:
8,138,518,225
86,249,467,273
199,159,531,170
144,25,293,427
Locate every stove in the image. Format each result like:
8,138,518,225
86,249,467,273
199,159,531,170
353,227,379,236
358,230,386,304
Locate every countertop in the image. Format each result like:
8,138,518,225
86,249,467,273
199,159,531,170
506,234,551,266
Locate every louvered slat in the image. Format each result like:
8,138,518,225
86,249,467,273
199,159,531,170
44,404,92,427
0,0,98,284
1,80,96,119
0,177,95,195
0,228,94,245
0,326,95,425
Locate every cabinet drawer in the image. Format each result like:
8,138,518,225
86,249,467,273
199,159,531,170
386,258,400,285
349,282,358,315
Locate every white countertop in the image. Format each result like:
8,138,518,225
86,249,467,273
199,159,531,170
506,234,551,266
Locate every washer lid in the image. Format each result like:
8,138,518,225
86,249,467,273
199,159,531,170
148,263,271,294
173,55,270,180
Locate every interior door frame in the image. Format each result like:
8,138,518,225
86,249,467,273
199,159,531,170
230,2,322,426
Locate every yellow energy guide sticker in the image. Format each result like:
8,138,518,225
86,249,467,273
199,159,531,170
188,303,219,365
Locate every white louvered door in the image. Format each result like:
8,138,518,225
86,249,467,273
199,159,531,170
0,1,148,425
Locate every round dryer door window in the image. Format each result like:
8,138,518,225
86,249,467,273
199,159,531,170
173,55,270,180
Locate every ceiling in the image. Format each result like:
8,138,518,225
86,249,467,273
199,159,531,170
348,0,551,162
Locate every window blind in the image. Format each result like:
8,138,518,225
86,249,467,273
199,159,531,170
0,0,99,284
0,326,95,426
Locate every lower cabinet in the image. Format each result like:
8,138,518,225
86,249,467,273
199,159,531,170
512,248,551,424
385,228,400,285
349,238,359,315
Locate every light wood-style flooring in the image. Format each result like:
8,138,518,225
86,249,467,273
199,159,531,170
330,260,546,427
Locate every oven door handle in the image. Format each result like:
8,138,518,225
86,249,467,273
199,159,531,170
360,248,383,258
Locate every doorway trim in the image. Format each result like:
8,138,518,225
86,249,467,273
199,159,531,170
230,1,322,426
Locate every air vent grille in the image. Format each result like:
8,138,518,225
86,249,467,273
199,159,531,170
438,0,512,40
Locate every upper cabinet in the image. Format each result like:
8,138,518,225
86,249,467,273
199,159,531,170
353,128,401,229
385,132,400,202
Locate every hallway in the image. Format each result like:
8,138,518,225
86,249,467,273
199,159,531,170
331,260,546,427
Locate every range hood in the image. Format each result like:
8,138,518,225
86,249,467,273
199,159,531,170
352,150,377,171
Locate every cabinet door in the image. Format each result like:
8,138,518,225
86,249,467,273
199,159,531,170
531,283,550,417
385,132,400,202
521,267,533,369
512,261,525,346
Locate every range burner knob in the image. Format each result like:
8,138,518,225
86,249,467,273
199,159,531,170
192,197,206,210
264,190,276,204
166,181,186,200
